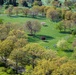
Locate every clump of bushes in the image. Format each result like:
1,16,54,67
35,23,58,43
0,19,3,24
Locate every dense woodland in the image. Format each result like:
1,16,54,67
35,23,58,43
0,0,76,75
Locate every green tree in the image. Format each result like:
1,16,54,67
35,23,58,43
32,59,57,75
23,8,30,16
65,11,72,20
71,12,76,24
9,29,27,39
0,39,13,67
14,38,28,48
0,25,8,41
52,61,76,75
30,6,40,17
46,8,61,22
6,5,13,16
24,43,45,68
56,39,69,51
56,22,63,32
10,48,27,74
25,20,41,35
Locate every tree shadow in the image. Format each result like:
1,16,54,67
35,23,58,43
51,18,62,22
35,35,54,40
64,49,73,53
10,15,46,20
11,15,27,18
43,25,48,27
9,16,19,18
60,31,71,34
28,34,54,42
32,17,46,20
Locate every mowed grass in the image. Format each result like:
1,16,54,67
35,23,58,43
0,15,74,57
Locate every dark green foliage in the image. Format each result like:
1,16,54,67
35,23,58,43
0,19,3,24
22,1,28,7
72,28,76,35
0,0,4,5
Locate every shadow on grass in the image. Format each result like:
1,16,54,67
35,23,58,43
43,25,48,27
60,31,71,34
28,34,54,42
10,15,19,18
34,17,46,20
64,49,73,53
10,15,46,20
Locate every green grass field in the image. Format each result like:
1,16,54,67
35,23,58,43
0,14,74,57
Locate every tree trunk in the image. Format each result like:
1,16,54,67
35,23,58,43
30,29,33,36
15,55,18,74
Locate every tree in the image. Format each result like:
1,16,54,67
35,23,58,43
22,1,28,7
0,25,8,41
33,1,39,6
10,48,27,74
6,5,13,16
72,28,76,35
44,6,52,14
63,20,72,31
42,50,57,60
57,20,73,32
12,0,18,6
65,11,72,20
6,35,17,43
71,12,76,24
25,20,33,35
0,39,13,67
56,39,69,51
24,43,45,68
39,6,46,16
14,38,28,48
13,7,19,16
32,59,57,75
64,0,73,7
61,8,67,19
30,6,40,17
32,20,41,35
72,50,76,59
9,29,27,39
0,19,3,24
0,0,4,5
52,0,61,7
46,8,61,22
33,1,42,6
52,61,76,75
56,22,63,32
19,0,28,7
23,8,30,16
25,20,41,35
72,39,76,48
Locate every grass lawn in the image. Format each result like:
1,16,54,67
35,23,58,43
0,14,75,57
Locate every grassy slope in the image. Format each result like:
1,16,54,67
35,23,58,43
0,14,74,57
0,1,74,74
0,0,74,57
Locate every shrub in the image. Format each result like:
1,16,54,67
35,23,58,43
4,5,9,9
6,68,14,74
0,19,3,24
72,28,76,35
56,39,69,50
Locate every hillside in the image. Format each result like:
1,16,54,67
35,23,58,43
0,0,76,75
